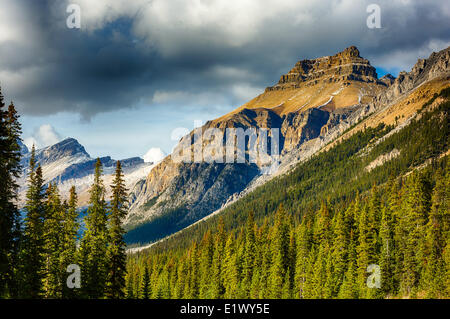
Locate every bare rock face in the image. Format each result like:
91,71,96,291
379,74,396,86
267,46,379,92
375,46,450,106
281,108,330,153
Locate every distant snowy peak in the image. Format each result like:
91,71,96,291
40,138,90,163
20,137,90,167
17,137,155,207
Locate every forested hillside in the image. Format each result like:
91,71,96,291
125,88,450,299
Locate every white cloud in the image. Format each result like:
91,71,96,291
23,124,63,150
143,147,166,163
370,39,450,72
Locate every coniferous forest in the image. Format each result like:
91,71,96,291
126,166,450,299
0,87,128,299
0,85,449,299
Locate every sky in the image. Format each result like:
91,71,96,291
0,0,449,160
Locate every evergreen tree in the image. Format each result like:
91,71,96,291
174,257,188,298
388,177,402,292
199,231,214,298
19,147,46,298
126,272,135,299
223,235,238,298
211,218,226,298
0,94,22,297
258,220,271,298
105,161,128,299
338,231,358,299
310,245,327,298
61,186,79,298
313,202,332,247
444,242,450,298
242,211,256,295
269,205,290,298
356,189,380,299
79,158,109,298
294,219,311,298
140,265,150,299
187,242,200,298
43,183,64,298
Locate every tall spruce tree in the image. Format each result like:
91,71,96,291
140,264,150,299
294,218,311,298
61,186,80,298
188,242,200,298
330,209,349,297
223,235,238,298
19,147,46,298
43,183,64,298
79,158,109,298
199,230,214,298
105,161,128,299
126,272,135,299
338,231,358,298
242,211,256,295
211,218,226,298
269,204,290,298
0,93,22,297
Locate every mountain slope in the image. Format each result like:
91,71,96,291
129,85,449,254
125,47,388,230
126,94,450,297
125,45,450,246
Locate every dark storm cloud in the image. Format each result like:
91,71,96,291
0,0,449,119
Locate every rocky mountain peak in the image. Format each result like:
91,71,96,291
341,45,361,58
41,138,90,162
266,46,378,92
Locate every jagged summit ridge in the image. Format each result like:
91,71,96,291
375,46,450,106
